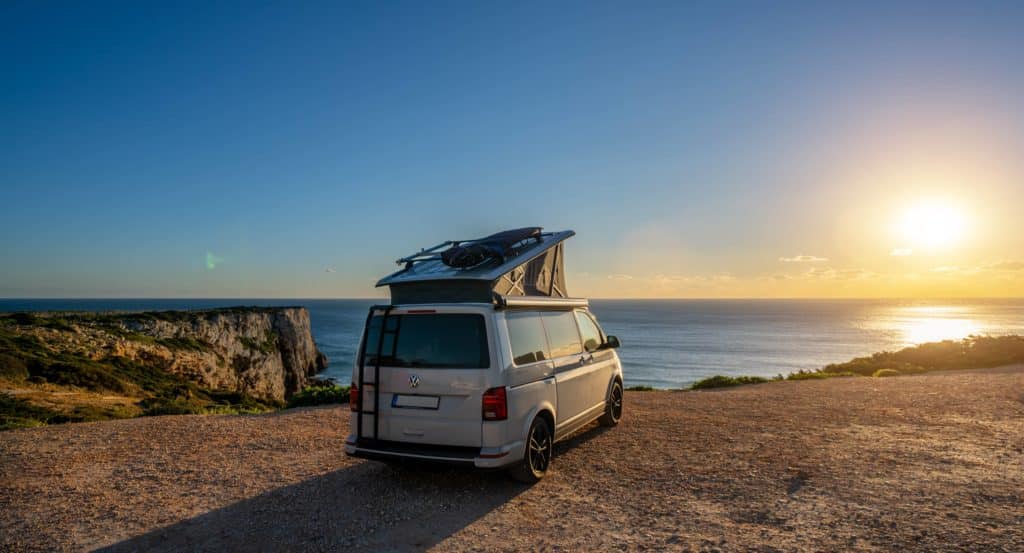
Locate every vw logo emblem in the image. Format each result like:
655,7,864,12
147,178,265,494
409,374,421,388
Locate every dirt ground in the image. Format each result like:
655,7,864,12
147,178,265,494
2,366,1022,552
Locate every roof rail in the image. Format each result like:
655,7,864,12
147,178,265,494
495,295,589,309
395,240,456,269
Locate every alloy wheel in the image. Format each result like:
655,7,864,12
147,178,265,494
528,421,552,474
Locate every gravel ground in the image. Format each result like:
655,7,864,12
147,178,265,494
2,366,1023,552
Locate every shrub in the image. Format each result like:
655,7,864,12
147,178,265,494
690,375,770,390
156,337,211,352
872,368,901,378
239,331,277,355
0,393,64,431
65,404,137,422
823,335,1024,376
206,390,281,411
0,353,29,381
5,313,39,326
625,385,656,391
139,398,207,416
786,370,854,381
30,360,130,394
40,318,74,332
288,385,350,408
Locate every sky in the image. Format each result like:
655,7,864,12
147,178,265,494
2,1,1023,299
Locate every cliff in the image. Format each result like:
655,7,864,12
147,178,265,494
0,307,329,429
114,307,328,401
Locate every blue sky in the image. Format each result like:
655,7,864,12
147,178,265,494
3,1,1023,298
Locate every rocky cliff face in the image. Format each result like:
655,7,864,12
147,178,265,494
115,307,329,401
3,307,328,404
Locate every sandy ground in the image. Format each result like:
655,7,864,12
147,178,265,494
2,366,1023,552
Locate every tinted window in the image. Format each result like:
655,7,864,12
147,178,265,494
363,314,489,369
575,311,604,353
506,312,550,365
539,311,582,358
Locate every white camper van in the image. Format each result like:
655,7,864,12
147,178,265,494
344,228,624,482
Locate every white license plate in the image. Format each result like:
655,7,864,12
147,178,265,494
392,394,440,409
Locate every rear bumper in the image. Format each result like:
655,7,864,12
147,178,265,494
344,436,523,469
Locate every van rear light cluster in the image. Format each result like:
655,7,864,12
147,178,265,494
482,386,507,421
349,385,359,412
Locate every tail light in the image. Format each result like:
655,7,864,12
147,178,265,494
349,385,359,412
482,386,507,421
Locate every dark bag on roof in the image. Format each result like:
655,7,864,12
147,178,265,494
441,244,491,268
440,227,542,268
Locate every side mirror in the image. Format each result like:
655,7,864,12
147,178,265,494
604,335,621,349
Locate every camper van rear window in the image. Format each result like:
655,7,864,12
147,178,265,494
362,314,489,369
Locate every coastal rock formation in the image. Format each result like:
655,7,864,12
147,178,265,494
2,307,328,403
117,307,329,401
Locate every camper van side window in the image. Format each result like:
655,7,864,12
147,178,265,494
506,312,550,366
539,311,583,358
575,311,604,353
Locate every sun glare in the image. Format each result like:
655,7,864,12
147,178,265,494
898,202,967,250
901,317,980,345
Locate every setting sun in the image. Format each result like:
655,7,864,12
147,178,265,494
898,202,968,250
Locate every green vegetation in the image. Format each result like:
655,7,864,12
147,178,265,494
785,369,855,381
690,375,772,390
138,394,278,417
94,305,300,325
0,306,296,332
2,313,75,331
0,353,29,381
1,311,215,353
287,384,350,408
240,329,277,355
0,394,137,431
1,394,63,430
156,336,210,352
0,316,281,430
625,385,657,391
688,335,1024,391
822,335,1024,375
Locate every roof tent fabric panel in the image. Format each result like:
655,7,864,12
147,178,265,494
493,266,526,297
494,243,566,298
524,242,566,297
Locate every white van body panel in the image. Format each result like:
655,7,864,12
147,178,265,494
345,303,623,469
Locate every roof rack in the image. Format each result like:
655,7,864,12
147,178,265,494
394,227,545,271
377,228,576,304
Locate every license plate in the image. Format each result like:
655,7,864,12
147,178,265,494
392,394,440,409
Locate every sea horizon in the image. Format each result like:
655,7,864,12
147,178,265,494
4,297,1023,389
4,296,1024,301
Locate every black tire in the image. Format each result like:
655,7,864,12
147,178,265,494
509,416,554,484
598,380,623,427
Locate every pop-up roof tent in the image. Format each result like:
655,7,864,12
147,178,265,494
377,227,577,305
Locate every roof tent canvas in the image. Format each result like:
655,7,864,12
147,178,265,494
377,228,574,304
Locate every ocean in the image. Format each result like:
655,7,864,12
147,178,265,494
3,298,1023,389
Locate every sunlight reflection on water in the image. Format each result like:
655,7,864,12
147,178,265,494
884,305,982,346
900,317,981,344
